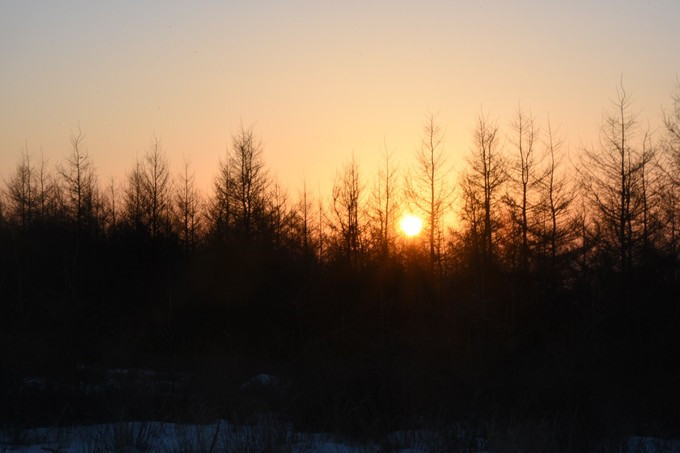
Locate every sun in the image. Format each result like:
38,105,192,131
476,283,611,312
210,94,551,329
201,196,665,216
400,214,423,237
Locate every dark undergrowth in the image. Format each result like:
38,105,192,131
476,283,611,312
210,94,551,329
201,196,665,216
1,238,679,451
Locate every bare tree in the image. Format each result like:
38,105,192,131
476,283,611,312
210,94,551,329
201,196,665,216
106,177,119,233
208,146,233,239
123,156,145,234
229,123,269,239
34,150,58,223
661,82,680,259
58,127,98,234
405,114,454,269
317,186,326,262
332,154,363,264
174,159,202,250
638,129,663,255
297,177,315,256
581,85,648,273
461,113,506,268
658,176,680,259
533,118,577,279
368,140,399,258
459,173,484,266
7,146,59,229
269,178,293,249
663,80,680,169
142,136,172,239
6,147,35,231
503,107,539,272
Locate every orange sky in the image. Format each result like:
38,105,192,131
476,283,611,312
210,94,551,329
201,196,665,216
2,1,679,201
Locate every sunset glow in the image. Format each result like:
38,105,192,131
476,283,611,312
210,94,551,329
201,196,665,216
1,2,679,195
400,214,423,237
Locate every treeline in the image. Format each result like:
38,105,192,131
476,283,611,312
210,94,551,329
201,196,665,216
1,85,680,441
2,87,680,283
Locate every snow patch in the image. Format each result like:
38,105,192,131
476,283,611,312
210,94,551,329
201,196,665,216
240,373,281,390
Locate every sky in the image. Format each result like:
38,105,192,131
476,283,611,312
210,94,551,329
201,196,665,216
1,0,679,199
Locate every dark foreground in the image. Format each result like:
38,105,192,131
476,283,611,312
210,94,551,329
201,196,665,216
2,237,680,452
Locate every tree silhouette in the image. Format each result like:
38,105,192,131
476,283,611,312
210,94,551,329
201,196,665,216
502,107,539,273
296,178,315,257
268,179,293,250
637,129,662,257
317,187,327,262
142,136,172,240
35,151,58,224
461,113,506,271
58,127,99,237
534,118,576,280
368,141,399,259
581,85,648,273
208,145,233,241
229,123,269,239
331,154,363,264
405,114,453,271
174,159,202,250
123,156,146,236
6,148,36,232
105,177,119,233
663,81,680,166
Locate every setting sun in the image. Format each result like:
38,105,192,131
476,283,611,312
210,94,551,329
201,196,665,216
400,214,423,237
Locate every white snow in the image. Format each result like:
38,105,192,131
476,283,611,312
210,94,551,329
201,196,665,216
2,422,678,452
627,436,680,452
0,421,375,452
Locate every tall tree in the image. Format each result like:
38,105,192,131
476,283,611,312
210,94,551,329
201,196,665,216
660,82,680,261
405,114,454,270
637,129,662,255
461,113,506,269
106,177,119,233
268,178,292,250
142,136,172,239
503,107,539,272
581,85,648,273
58,127,98,235
6,148,36,231
658,177,680,260
123,156,145,235
317,187,326,262
332,154,363,264
534,119,576,279
368,141,399,258
229,123,269,239
663,80,680,168
35,151,58,224
208,146,233,240
297,177,314,256
174,159,202,250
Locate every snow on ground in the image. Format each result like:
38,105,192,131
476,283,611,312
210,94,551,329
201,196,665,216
1,421,679,452
6,369,680,451
0,421,480,452
627,436,680,452
0,421,381,452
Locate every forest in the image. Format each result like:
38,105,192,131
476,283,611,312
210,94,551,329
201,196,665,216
2,85,680,450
